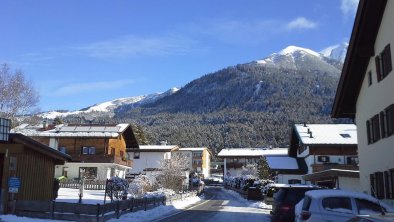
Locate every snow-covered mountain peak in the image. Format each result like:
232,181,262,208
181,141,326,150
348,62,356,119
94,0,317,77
320,42,348,62
278,45,321,58
39,87,179,119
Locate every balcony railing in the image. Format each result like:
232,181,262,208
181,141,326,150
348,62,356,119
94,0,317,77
71,154,132,167
226,163,243,169
311,163,359,173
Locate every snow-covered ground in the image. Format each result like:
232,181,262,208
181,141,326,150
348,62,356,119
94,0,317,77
0,188,201,222
0,187,272,222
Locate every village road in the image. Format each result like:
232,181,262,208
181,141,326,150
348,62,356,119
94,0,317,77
154,186,271,222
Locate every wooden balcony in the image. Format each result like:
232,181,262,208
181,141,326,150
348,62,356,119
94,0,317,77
71,154,132,167
226,163,243,169
311,163,358,173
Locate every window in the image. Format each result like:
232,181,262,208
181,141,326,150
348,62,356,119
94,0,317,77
288,179,301,184
368,71,373,86
387,104,394,136
368,104,394,145
0,118,11,142
120,151,124,157
317,156,330,163
110,148,115,155
346,156,358,165
366,120,372,144
79,167,97,179
193,152,202,157
59,147,66,154
81,146,96,155
322,197,353,214
133,152,140,159
374,172,385,199
375,44,392,81
355,198,385,214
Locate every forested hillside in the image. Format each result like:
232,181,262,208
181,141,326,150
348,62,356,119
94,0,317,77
115,62,345,151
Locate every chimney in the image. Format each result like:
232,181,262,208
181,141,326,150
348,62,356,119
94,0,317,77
303,122,307,127
307,128,311,134
309,132,313,138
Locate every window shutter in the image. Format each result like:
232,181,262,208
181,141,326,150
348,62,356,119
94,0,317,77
371,174,376,197
391,169,394,199
380,111,387,138
366,120,372,144
376,56,382,82
387,104,394,136
375,172,385,199
384,44,392,76
385,171,390,199
372,114,381,142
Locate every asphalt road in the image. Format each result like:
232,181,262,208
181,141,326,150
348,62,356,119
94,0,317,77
154,186,271,222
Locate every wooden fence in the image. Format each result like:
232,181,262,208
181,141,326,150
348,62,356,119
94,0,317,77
60,180,107,190
14,189,202,222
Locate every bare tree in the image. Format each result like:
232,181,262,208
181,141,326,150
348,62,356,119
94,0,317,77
156,153,189,192
0,64,39,122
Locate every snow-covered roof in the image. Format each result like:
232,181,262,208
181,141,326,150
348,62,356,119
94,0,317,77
11,123,130,138
217,148,288,157
294,124,357,145
178,147,207,151
266,156,299,170
138,145,178,151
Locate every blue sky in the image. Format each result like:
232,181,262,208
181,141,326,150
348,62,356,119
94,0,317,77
0,0,358,112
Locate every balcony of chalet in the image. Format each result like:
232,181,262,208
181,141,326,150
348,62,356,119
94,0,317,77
226,163,243,169
311,163,358,173
72,154,132,167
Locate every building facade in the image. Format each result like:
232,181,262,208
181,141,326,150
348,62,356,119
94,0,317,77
177,147,211,178
12,123,139,179
289,124,359,189
332,0,394,205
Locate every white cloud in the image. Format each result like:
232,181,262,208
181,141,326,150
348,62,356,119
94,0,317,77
286,17,318,30
53,80,135,96
341,0,359,16
75,35,196,59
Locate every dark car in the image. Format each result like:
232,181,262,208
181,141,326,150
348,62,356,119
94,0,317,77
270,185,321,222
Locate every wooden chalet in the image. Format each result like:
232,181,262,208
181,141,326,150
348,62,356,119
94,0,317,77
0,120,70,214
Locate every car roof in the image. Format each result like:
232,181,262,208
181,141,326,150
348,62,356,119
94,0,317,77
305,189,380,202
271,184,320,189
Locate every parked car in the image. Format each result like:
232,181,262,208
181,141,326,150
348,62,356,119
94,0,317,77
270,185,321,222
295,189,394,222
346,213,394,222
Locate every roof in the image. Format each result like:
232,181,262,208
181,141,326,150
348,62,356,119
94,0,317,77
178,147,207,151
12,123,130,138
217,148,288,157
332,0,388,118
303,169,360,181
8,133,71,164
266,156,299,170
294,124,357,145
128,145,179,152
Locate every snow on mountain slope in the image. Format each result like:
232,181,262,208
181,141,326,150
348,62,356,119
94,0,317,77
320,42,348,62
255,45,339,73
39,87,179,119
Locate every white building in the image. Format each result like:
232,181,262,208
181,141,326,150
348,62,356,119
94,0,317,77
289,124,359,189
217,148,288,177
332,0,394,205
126,144,179,178
177,147,211,178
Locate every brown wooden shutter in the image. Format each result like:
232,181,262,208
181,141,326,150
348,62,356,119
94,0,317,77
385,171,390,199
380,111,387,138
375,172,385,199
384,44,392,76
372,114,381,142
387,104,394,136
366,120,372,144
376,56,382,82
371,174,376,197
391,169,394,199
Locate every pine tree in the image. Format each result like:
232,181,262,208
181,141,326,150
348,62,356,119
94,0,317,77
258,156,272,180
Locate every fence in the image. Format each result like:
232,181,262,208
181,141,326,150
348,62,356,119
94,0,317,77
14,189,202,222
60,180,106,190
